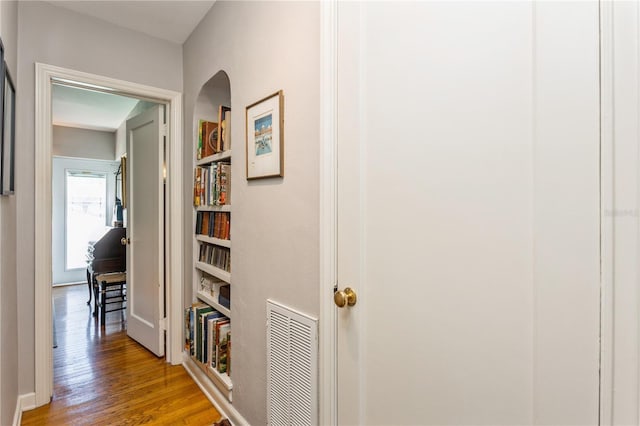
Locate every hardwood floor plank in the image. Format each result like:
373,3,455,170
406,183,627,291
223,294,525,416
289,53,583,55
22,285,223,425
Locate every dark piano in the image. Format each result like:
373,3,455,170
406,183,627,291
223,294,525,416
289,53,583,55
86,227,127,308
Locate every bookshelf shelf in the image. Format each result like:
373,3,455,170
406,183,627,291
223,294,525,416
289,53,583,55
196,235,231,248
197,290,231,318
197,150,231,165
187,72,234,404
184,354,233,400
195,261,231,284
196,204,231,212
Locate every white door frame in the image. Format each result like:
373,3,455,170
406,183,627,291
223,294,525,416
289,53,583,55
598,0,614,422
34,63,183,407
319,1,338,425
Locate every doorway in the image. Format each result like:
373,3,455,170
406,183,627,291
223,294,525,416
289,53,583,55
34,63,184,407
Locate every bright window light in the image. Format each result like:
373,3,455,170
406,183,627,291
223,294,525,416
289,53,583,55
65,171,108,270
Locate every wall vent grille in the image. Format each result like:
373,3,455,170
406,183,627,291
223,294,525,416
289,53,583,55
267,300,318,426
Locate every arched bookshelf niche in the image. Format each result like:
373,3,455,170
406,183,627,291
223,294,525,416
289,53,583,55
185,70,235,403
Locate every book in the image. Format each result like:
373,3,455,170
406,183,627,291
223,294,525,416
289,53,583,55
217,106,231,153
209,163,217,206
184,307,191,352
203,310,224,364
197,120,204,160
195,305,214,361
217,322,231,374
201,210,210,236
193,167,201,206
217,163,230,205
208,316,229,369
202,121,219,158
219,284,230,309
189,302,209,356
226,331,231,377
223,110,231,152
212,319,230,369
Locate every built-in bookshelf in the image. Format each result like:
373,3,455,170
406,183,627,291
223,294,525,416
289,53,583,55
185,71,234,402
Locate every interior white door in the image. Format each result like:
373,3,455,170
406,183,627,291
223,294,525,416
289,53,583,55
334,2,600,424
126,104,165,357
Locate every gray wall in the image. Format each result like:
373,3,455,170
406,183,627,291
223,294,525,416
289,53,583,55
16,0,182,395
52,157,119,285
0,1,19,424
53,126,116,161
183,2,320,424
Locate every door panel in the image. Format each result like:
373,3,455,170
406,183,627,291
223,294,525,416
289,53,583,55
126,104,165,357
335,2,600,424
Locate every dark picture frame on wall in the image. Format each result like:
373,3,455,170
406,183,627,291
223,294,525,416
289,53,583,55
245,90,284,180
0,36,10,196
1,65,15,195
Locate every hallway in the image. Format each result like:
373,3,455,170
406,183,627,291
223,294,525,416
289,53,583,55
21,285,223,425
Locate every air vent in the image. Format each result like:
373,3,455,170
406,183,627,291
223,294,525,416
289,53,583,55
267,300,318,426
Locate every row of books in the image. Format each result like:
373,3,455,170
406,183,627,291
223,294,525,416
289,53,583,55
199,273,231,310
199,243,231,272
185,302,231,376
193,162,230,207
197,105,231,160
196,211,230,240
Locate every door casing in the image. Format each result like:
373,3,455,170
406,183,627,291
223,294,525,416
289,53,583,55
34,63,183,407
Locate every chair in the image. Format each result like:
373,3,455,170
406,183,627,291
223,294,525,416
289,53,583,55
93,272,127,326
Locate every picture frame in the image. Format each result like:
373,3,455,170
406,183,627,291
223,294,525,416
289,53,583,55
245,90,284,180
1,59,14,196
120,154,127,208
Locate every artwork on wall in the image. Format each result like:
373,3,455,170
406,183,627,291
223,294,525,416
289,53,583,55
1,65,15,195
120,154,127,208
0,36,11,196
245,90,284,180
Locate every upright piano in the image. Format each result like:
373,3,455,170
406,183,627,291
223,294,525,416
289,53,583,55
86,227,126,308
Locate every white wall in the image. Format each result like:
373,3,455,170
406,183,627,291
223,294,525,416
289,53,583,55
183,2,320,424
0,1,19,424
52,157,119,285
53,126,116,160
16,0,182,396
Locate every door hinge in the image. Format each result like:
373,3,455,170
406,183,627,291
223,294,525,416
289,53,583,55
159,317,167,331
160,124,167,137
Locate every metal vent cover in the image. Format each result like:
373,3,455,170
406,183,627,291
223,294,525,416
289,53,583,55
267,300,318,426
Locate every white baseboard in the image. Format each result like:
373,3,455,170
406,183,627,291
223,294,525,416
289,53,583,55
13,392,36,426
182,353,249,426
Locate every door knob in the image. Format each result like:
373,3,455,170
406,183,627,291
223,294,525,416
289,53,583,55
121,237,130,245
334,287,357,308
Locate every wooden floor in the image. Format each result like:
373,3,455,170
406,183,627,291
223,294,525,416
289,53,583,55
22,284,224,425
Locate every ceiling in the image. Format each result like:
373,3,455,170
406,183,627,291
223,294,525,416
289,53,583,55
52,84,139,132
44,1,216,44
49,1,217,131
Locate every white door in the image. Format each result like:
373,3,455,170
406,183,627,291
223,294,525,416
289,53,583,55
126,104,165,357
335,2,600,424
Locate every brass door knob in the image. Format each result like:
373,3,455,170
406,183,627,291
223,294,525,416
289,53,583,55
334,287,357,308
121,237,130,245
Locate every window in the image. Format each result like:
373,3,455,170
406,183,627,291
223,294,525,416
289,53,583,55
65,170,108,270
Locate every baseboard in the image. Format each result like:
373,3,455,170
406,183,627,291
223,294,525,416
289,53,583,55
13,392,36,426
182,353,249,426
52,281,85,288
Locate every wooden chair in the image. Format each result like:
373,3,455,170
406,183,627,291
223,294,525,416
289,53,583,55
93,272,127,326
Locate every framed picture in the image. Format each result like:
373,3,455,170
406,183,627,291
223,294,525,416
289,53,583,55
245,90,284,179
120,155,127,208
1,61,14,195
